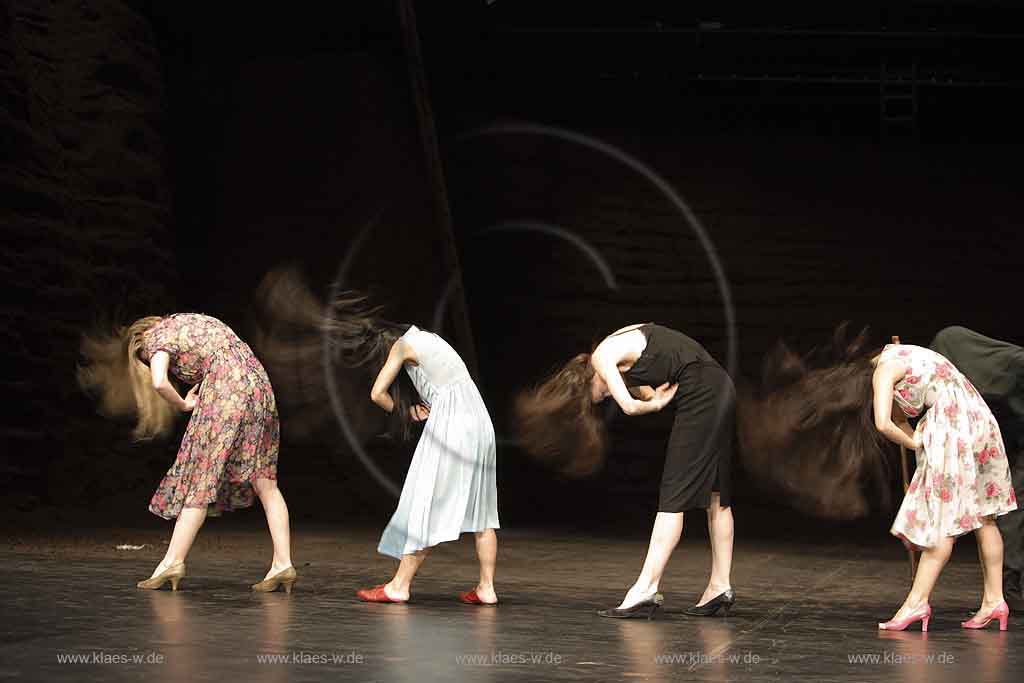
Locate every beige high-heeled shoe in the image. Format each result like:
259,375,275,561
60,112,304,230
137,562,186,591
251,566,297,594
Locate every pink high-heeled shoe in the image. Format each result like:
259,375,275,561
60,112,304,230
878,603,931,631
961,601,1009,631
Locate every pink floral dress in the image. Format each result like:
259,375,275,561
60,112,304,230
884,344,1017,549
141,313,279,519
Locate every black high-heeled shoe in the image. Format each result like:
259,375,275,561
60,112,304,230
598,593,664,619
684,589,735,617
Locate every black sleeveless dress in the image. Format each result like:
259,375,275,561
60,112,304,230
619,324,735,512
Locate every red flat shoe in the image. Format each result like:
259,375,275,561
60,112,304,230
458,589,498,606
356,584,407,603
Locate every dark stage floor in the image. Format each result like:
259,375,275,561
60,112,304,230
2,523,1021,682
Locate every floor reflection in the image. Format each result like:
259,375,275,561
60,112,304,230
875,625,1007,683
3,542,1019,682
255,593,294,683
147,591,195,682
693,618,738,680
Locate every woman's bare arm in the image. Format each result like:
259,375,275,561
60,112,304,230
592,334,677,416
872,361,917,450
370,339,416,413
628,385,656,401
149,351,192,411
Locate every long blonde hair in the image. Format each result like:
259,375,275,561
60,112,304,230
77,316,177,440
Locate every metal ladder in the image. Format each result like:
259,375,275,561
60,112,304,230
880,57,920,140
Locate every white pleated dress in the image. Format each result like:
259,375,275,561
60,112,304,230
377,325,500,559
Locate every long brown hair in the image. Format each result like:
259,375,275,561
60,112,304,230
253,266,420,442
323,292,419,442
737,323,897,519
515,353,608,476
77,316,177,440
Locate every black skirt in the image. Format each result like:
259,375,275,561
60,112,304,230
657,362,735,513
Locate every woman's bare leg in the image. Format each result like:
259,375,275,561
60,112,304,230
886,536,954,620
253,477,292,580
151,506,207,577
473,529,498,603
975,518,1006,616
385,548,430,601
618,512,685,608
698,493,734,605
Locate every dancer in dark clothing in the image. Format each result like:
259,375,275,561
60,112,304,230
931,326,1024,611
517,323,736,619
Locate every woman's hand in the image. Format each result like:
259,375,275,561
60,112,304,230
183,384,201,412
592,337,677,417
410,403,430,422
878,412,917,451
631,382,678,415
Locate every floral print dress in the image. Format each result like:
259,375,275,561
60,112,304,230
884,344,1017,549
141,313,280,519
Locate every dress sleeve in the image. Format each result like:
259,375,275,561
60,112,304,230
879,343,912,368
142,319,176,361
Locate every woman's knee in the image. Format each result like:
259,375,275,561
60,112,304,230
975,516,1004,543
253,477,279,497
928,536,956,559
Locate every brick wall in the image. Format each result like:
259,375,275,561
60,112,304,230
0,0,179,515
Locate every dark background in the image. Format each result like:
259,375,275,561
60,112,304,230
2,1,1022,541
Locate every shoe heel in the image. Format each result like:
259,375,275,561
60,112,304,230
921,615,929,632
720,604,731,617
646,603,660,620
999,613,1008,631
283,579,295,595
170,577,181,591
